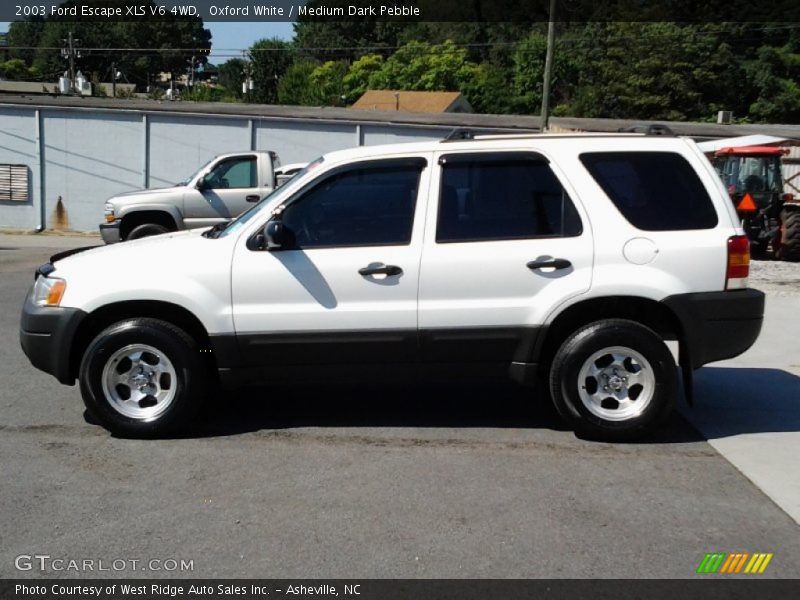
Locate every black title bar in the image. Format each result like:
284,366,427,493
4,580,800,600
2,0,800,22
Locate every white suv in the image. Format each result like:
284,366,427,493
20,132,765,440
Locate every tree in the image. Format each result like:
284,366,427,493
566,23,734,121
310,61,349,105
368,40,475,91
8,0,210,88
249,38,293,104
342,54,384,103
0,58,40,80
277,60,323,105
747,40,800,122
293,2,408,62
217,58,246,98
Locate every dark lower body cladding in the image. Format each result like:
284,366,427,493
19,291,86,385
99,222,121,244
663,289,765,369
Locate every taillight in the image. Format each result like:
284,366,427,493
726,235,750,290
783,193,795,203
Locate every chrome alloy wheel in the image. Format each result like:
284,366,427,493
576,345,655,421
101,344,177,420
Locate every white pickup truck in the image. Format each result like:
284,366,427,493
99,151,285,243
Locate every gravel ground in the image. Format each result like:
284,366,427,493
749,259,800,295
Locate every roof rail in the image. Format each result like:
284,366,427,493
442,128,476,142
618,124,676,136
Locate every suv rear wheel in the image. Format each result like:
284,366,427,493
79,318,206,438
549,319,677,441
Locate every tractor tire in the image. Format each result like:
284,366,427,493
777,205,800,262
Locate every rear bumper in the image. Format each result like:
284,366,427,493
99,222,121,244
19,290,86,385
663,289,765,369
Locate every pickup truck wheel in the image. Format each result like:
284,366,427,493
127,223,169,240
79,318,206,438
549,319,677,441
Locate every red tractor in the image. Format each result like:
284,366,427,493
712,145,800,261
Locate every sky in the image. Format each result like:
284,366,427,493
0,21,295,65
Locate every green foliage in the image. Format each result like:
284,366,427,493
182,85,241,103
566,23,736,121
8,0,210,89
277,60,323,105
310,61,349,106
342,54,384,103
0,58,40,80
217,58,245,98
249,38,294,104
747,41,800,122
293,4,407,61
367,40,473,91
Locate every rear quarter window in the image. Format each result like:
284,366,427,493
580,152,718,231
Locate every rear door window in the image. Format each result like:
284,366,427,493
580,152,718,230
436,153,582,243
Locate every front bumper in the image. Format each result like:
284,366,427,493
19,289,87,385
99,221,121,244
663,289,765,369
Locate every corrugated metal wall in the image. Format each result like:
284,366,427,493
0,105,453,232
783,146,800,197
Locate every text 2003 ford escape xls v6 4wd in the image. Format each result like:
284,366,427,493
20,132,765,440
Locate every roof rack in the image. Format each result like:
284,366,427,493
442,128,476,142
618,124,676,136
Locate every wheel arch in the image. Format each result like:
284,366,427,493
69,300,215,382
119,210,180,239
536,295,683,368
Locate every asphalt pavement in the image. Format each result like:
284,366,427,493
1,233,799,579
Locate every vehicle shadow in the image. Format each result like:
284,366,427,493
684,366,800,439
176,380,705,444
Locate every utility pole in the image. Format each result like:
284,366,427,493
60,32,81,94
242,51,253,102
540,0,557,132
188,55,196,88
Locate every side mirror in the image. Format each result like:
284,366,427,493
196,177,210,191
264,220,285,250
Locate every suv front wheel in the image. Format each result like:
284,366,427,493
549,319,677,441
79,318,206,438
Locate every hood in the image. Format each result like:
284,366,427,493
107,185,186,205
47,228,235,316
52,229,201,272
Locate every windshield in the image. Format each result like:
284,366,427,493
176,163,207,187
714,155,783,195
215,157,324,239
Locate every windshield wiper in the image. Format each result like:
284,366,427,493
202,221,230,239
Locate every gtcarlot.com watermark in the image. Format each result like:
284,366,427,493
15,554,194,573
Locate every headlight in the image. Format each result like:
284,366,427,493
32,276,67,307
104,202,116,223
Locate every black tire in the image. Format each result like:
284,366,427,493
749,238,770,260
78,318,206,438
126,223,170,240
777,205,800,262
549,319,677,441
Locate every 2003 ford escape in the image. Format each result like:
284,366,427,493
20,131,765,439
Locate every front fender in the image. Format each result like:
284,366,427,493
114,202,186,229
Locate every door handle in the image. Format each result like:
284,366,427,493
246,195,260,203
526,258,572,270
359,264,403,277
